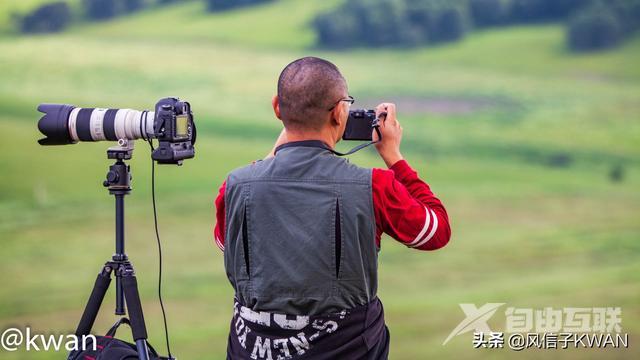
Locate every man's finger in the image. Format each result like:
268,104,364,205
372,127,380,141
384,103,397,122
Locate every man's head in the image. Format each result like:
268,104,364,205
273,57,350,141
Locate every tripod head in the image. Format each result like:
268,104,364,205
104,140,133,195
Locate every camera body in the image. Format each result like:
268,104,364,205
151,97,195,164
343,109,377,141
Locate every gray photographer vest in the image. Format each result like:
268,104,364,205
224,141,378,316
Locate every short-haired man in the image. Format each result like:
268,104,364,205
214,57,451,359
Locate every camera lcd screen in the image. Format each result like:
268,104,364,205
176,114,189,138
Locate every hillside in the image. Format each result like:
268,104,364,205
0,1,639,359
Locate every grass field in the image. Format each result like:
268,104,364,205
0,0,639,359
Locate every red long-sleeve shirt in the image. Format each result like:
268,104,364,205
214,159,450,251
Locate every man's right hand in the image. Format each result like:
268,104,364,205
374,103,404,168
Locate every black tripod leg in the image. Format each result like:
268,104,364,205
75,266,112,337
115,276,126,315
121,273,150,360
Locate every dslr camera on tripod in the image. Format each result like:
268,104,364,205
37,96,196,164
36,97,196,360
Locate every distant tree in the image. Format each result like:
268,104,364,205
568,1,622,51
207,0,234,11
314,11,362,49
510,0,553,22
546,152,573,168
609,164,624,182
316,0,469,48
548,0,590,18
607,0,640,35
313,0,635,50
123,0,145,13
20,2,71,33
320,0,417,48
357,0,414,46
207,0,274,12
429,5,469,42
469,0,512,27
84,0,118,20
469,0,589,27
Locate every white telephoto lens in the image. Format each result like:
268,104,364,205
114,109,131,141
67,107,156,142
68,107,81,142
89,108,108,141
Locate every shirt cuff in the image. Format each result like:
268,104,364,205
389,159,416,182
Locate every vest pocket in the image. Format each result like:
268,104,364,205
242,205,250,277
335,198,342,279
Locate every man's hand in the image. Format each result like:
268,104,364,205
374,103,404,168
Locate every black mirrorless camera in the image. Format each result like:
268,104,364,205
343,109,379,141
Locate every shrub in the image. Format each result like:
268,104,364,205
469,0,512,27
429,5,469,42
315,0,469,48
510,0,553,22
84,0,118,20
313,0,635,50
548,0,590,18
607,0,640,34
20,2,71,33
609,164,624,182
546,152,573,168
207,0,274,12
357,0,413,46
123,0,145,13
314,11,362,49
568,2,623,51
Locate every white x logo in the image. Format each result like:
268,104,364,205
442,303,505,345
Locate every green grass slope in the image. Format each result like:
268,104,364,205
0,0,639,359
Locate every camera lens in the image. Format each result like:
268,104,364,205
38,104,155,145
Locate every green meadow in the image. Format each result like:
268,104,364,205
0,0,639,358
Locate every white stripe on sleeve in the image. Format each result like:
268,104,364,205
411,209,439,248
215,235,224,250
407,206,431,247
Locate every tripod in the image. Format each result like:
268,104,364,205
73,141,151,360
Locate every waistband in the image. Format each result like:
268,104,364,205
227,297,387,359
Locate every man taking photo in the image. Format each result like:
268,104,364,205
214,57,451,359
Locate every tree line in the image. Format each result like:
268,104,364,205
16,0,640,52
314,0,640,52
17,0,273,34
18,0,176,33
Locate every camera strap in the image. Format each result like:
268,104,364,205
329,125,382,156
330,111,385,156
274,117,383,157
274,127,381,157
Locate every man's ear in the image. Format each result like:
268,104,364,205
331,103,347,127
272,95,282,120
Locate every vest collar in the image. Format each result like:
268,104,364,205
274,140,333,155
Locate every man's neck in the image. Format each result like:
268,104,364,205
285,129,336,149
